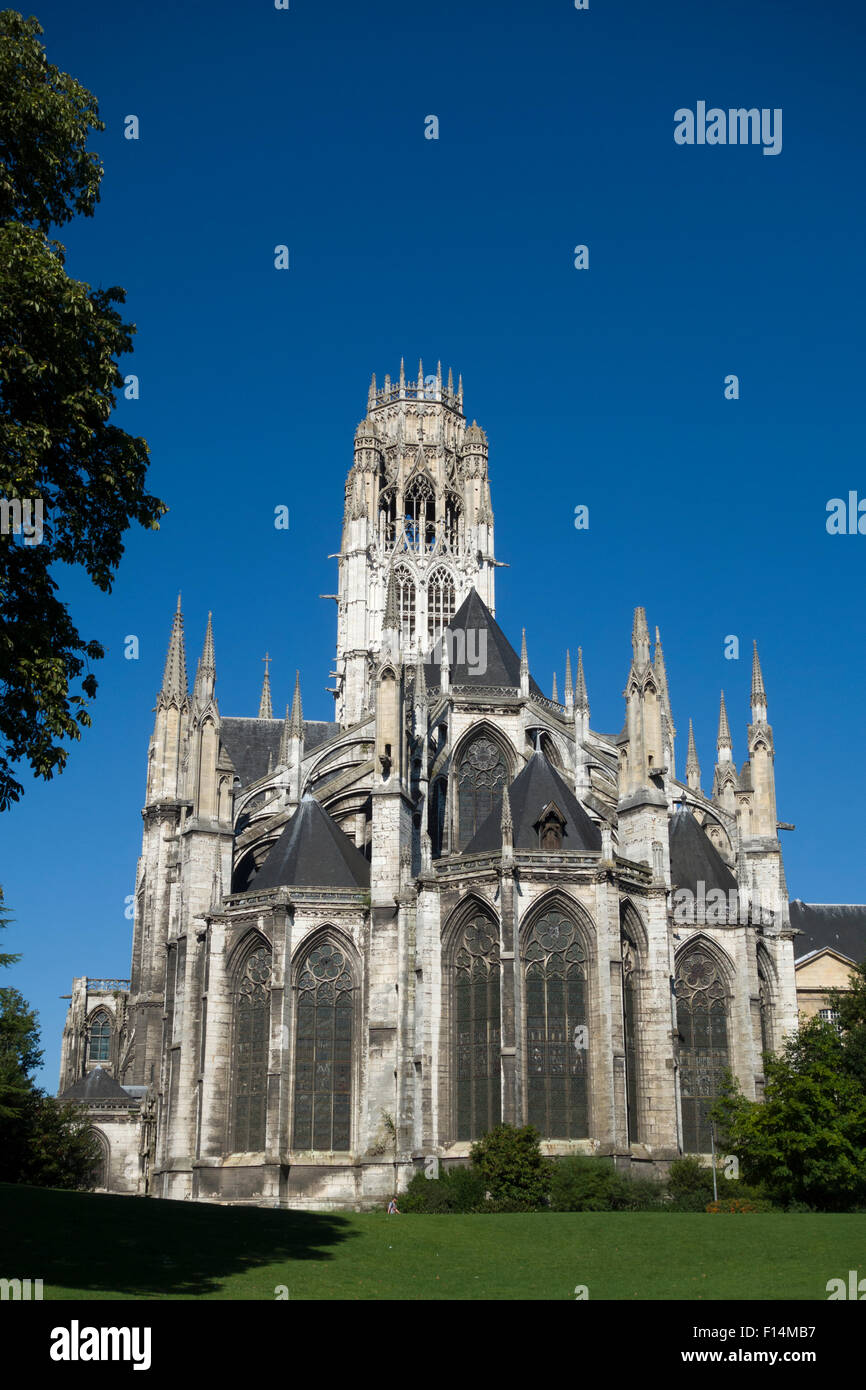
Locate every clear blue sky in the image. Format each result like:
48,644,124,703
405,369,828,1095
3,0,865,1086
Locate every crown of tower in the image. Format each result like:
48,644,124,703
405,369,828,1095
367,361,464,414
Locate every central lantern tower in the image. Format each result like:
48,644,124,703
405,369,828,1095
332,361,497,727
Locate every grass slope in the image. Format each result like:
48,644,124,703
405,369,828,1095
1,1183,860,1300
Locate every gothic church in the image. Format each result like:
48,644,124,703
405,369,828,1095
58,363,798,1207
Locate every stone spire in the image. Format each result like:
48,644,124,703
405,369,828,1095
520,628,529,697
632,605,651,669
654,627,674,731
564,649,573,696
751,641,767,722
551,671,558,703
717,690,733,760
383,567,399,632
258,652,273,719
289,669,303,734
160,594,188,704
574,646,590,717
686,718,701,791
280,672,304,801
279,703,291,766
414,651,427,708
500,782,513,846
654,625,676,780
193,612,216,707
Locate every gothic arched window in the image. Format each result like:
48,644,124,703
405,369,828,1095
621,927,641,1143
231,943,272,1151
427,567,456,645
293,941,354,1152
379,487,397,547
404,475,435,552
758,959,772,1059
524,908,588,1139
444,493,462,550
88,1011,111,1063
456,735,507,850
453,914,501,1140
429,778,447,858
394,565,416,645
675,948,730,1153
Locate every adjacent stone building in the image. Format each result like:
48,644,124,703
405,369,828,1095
58,363,855,1207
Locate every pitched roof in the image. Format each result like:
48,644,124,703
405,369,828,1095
57,1067,136,1104
249,794,370,890
463,751,602,854
220,717,339,788
424,589,544,696
669,806,738,895
790,901,866,964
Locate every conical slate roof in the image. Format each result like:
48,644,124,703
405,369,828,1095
463,751,602,854
250,794,370,891
424,589,544,695
57,1067,135,1104
669,806,738,895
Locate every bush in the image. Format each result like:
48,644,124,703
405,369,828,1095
667,1156,715,1210
548,1156,664,1212
400,1164,488,1214
706,1197,775,1214
469,1124,547,1209
667,1156,774,1212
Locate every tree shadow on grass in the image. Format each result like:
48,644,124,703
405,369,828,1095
0,1182,358,1298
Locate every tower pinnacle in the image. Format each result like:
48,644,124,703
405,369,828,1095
160,594,188,704
259,652,273,719
751,641,768,721
686,718,701,791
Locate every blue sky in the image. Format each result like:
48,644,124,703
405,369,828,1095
3,0,865,1085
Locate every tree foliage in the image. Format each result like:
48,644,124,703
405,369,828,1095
0,882,101,1186
713,1014,866,1212
0,10,165,810
468,1124,548,1209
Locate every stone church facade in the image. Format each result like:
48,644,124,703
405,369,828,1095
58,362,801,1208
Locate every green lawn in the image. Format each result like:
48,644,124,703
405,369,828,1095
1,1182,861,1300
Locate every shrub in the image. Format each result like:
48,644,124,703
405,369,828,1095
667,1156,774,1211
548,1156,664,1212
706,1197,775,1214
400,1164,487,1214
469,1124,547,1209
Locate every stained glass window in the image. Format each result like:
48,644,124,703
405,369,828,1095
453,914,501,1140
524,909,588,1139
293,942,353,1152
88,1011,111,1063
457,736,506,850
231,944,272,1151
676,949,730,1153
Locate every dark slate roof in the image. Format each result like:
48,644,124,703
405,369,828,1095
669,807,738,894
250,794,370,890
790,901,866,963
463,751,603,854
57,1067,136,1104
221,717,340,788
423,589,544,697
